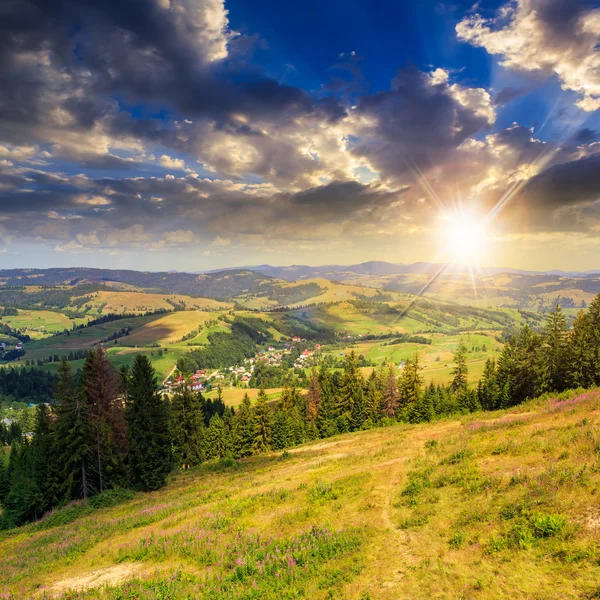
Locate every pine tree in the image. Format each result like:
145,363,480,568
126,355,172,491
568,310,593,389
0,451,9,503
54,359,93,500
451,342,469,396
478,359,500,410
336,352,364,431
536,304,568,394
381,365,399,419
586,294,600,386
364,371,382,427
252,389,272,454
80,349,125,493
316,367,337,438
305,368,321,439
204,414,231,459
171,385,205,468
231,394,254,458
399,354,423,417
30,403,57,512
3,442,42,525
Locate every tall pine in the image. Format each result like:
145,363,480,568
126,355,172,491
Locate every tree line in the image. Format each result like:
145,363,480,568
2,299,600,528
477,301,600,409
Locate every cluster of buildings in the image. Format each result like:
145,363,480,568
162,339,324,392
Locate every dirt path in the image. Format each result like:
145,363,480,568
41,563,144,597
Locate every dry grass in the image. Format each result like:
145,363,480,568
3,390,600,598
72,291,231,314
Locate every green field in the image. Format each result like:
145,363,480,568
332,331,502,386
2,389,600,598
1,310,90,337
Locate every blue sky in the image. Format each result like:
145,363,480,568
0,0,599,271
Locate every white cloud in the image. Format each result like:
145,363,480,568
457,0,600,111
163,229,199,244
76,230,101,246
159,155,187,170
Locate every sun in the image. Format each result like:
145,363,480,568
443,213,486,264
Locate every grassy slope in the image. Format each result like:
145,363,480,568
337,332,502,386
72,290,231,315
3,389,600,598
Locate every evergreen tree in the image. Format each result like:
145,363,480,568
204,413,231,459
399,354,423,417
80,349,125,493
585,294,600,386
231,394,254,458
171,386,205,468
381,365,399,419
126,355,172,491
3,442,42,525
478,359,500,410
336,352,364,431
364,371,382,427
536,304,568,394
451,342,469,396
568,310,593,389
0,451,9,503
30,403,57,512
316,367,337,438
252,389,272,454
305,368,321,439
54,359,93,500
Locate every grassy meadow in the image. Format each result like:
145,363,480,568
70,291,231,315
2,389,600,598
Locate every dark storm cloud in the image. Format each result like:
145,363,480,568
522,153,600,210
0,0,332,148
349,65,495,181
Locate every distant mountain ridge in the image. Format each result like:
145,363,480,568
232,261,600,281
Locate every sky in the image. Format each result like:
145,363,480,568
0,0,599,272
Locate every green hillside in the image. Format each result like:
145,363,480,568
2,389,600,599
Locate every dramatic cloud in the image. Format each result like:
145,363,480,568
457,0,600,111
0,0,599,268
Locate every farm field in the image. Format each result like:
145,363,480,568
1,310,90,336
2,389,600,598
331,332,502,385
203,386,284,407
71,290,231,315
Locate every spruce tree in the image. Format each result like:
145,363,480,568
80,349,125,493
451,342,469,396
3,442,43,525
30,403,57,512
305,368,321,439
252,389,272,454
536,304,568,394
204,414,230,459
478,359,500,410
364,371,382,427
568,309,593,389
381,365,399,419
585,294,600,386
336,352,365,432
171,386,205,468
126,355,172,491
399,354,423,417
54,359,93,500
316,367,337,438
231,394,254,458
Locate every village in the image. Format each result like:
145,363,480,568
162,336,322,393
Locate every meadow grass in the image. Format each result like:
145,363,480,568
3,389,600,597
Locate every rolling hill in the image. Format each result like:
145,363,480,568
1,389,600,598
